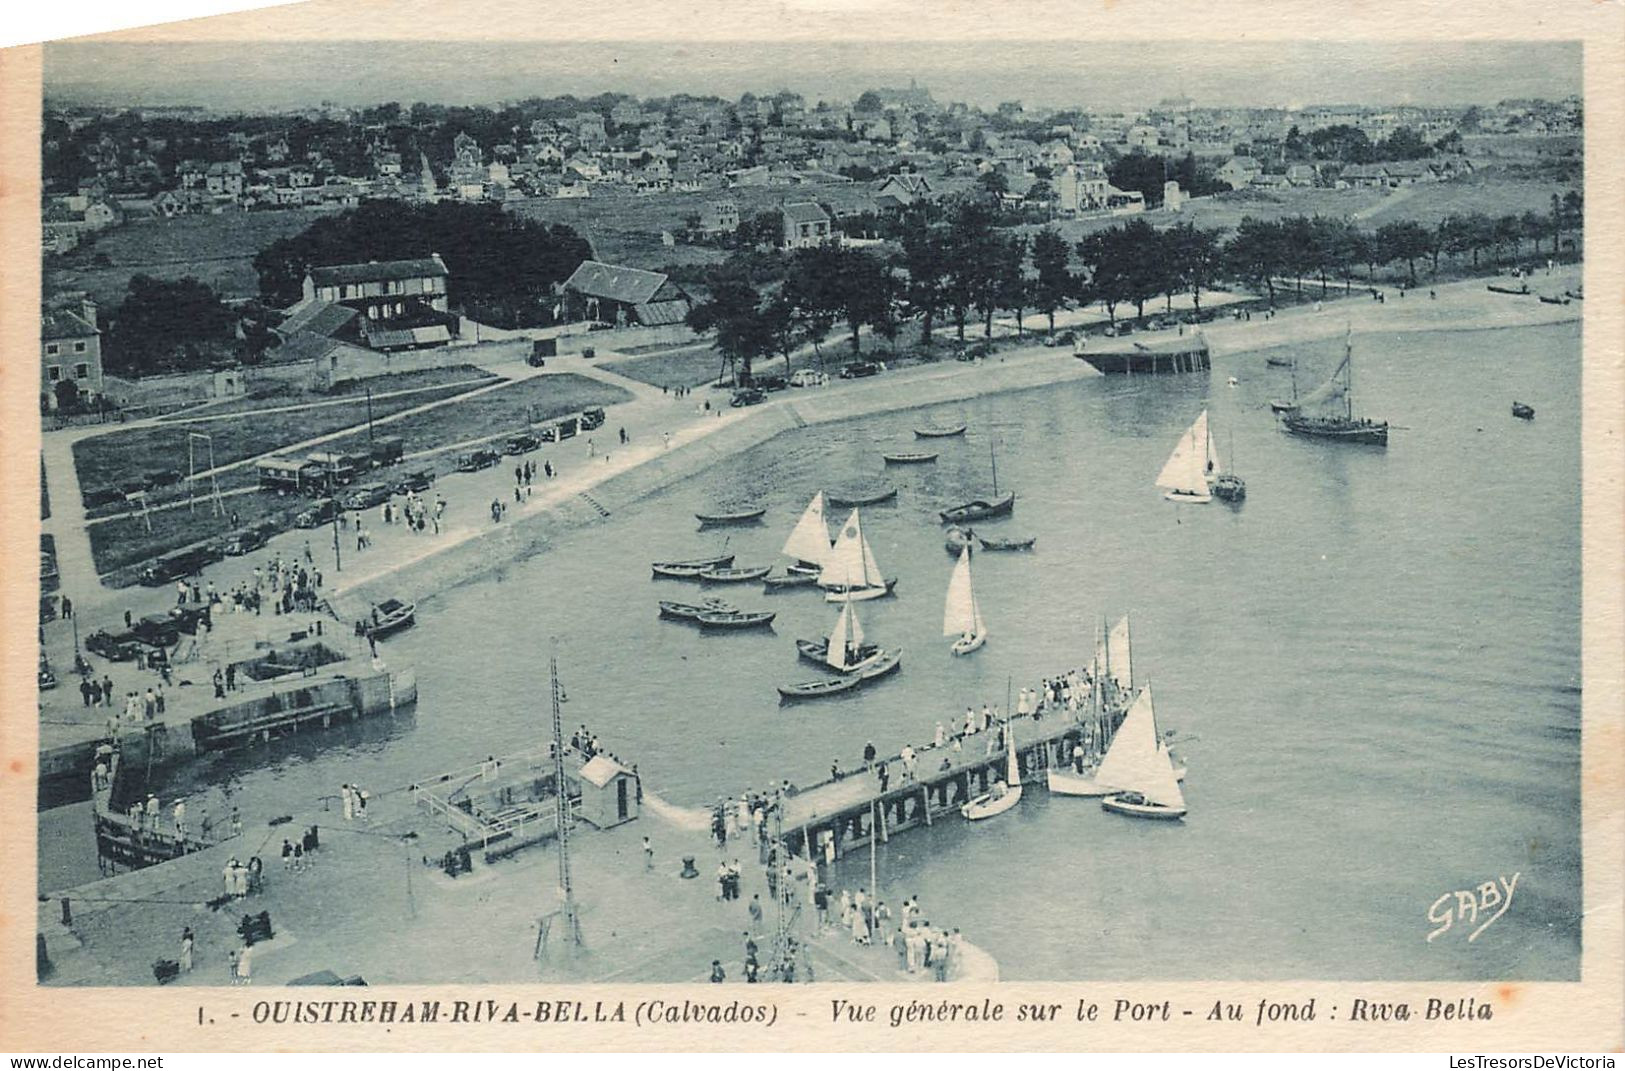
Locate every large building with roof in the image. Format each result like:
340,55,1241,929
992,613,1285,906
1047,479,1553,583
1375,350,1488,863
559,261,693,327
293,254,459,350
41,295,103,411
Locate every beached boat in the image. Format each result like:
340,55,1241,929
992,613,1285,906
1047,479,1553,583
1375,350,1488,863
658,597,736,620
651,552,735,579
1265,356,1293,368
961,720,1022,821
1281,327,1389,447
944,546,988,655
699,565,772,584
882,451,938,464
1512,402,1536,421
826,486,898,508
696,609,776,630
945,525,976,554
977,534,1036,551
1097,686,1188,821
941,441,1015,523
366,598,416,638
695,507,767,525
819,508,896,602
1538,294,1571,306
1156,410,1218,504
914,424,967,438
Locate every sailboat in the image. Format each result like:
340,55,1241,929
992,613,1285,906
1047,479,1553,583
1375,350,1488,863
1047,617,1134,797
778,601,901,700
940,440,1015,524
819,508,897,603
779,492,831,576
1211,426,1246,502
961,718,1022,821
1155,410,1217,503
1280,326,1389,446
1098,685,1188,821
943,546,987,655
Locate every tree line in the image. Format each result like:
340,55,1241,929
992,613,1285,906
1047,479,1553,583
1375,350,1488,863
687,190,1583,383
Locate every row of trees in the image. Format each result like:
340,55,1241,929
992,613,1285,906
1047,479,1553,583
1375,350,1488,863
687,190,1584,383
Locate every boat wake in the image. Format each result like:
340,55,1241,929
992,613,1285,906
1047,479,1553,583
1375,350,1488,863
640,789,713,832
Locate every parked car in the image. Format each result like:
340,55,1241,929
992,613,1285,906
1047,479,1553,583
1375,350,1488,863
529,338,557,366
222,524,274,556
455,449,501,472
839,361,881,379
730,387,767,408
293,498,340,529
137,546,216,586
83,485,125,508
578,406,607,431
788,369,829,388
133,614,181,649
537,419,578,443
85,629,141,661
753,375,788,392
503,432,541,455
395,468,436,494
342,483,393,511
368,436,406,468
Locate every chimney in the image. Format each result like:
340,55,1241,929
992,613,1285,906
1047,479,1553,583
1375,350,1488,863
82,297,98,330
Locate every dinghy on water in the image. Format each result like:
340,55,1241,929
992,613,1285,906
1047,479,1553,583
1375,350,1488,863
944,546,987,656
658,597,736,620
826,486,898,508
778,602,901,700
1098,685,1187,821
651,553,736,579
819,509,897,603
764,492,831,587
914,424,967,439
941,440,1015,522
944,525,976,554
1156,410,1217,504
883,451,938,465
961,719,1022,821
699,565,772,583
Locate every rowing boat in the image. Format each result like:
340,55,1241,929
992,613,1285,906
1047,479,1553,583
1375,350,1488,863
882,451,938,464
651,552,735,579
776,647,902,701
977,534,1036,551
914,424,967,438
658,597,737,620
794,637,881,665
695,507,767,525
763,571,820,590
939,492,1016,524
825,486,898,508
696,609,776,630
699,565,772,583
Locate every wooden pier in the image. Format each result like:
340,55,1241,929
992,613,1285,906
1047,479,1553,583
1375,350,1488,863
776,712,1085,861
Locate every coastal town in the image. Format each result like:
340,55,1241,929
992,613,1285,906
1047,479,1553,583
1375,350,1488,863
35,53,1584,992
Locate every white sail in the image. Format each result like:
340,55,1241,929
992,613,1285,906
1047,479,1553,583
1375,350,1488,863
1107,614,1133,693
943,547,979,638
819,509,871,588
782,492,831,565
1155,411,1212,496
826,603,860,671
1297,352,1349,411
1093,686,1184,807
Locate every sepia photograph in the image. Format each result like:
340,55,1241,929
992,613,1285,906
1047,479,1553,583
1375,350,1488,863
6,2,1620,1051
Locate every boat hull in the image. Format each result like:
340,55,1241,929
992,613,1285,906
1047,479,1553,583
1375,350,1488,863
777,648,900,700
764,572,820,590
826,488,898,508
950,632,987,656
651,553,736,578
939,492,1016,524
883,452,938,464
658,598,735,620
961,785,1022,821
1045,769,1117,797
1269,401,1298,414
1101,794,1186,821
1211,476,1246,502
699,566,772,583
914,425,967,439
1282,417,1389,446
695,509,767,525
795,638,880,665
1163,489,1212,504
823,578,898,603
977,536,1036,551
696,611,776,630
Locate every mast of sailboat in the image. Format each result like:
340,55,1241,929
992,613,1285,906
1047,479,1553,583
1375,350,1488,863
1343,324,1354,422
990,439,999,497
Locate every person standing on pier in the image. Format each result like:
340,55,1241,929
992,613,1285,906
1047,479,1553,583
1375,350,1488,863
341,784,354,821
964,708,976,737
642,835,653,870
934,721,946,748
863,741,877,769
709,960,725,983
877,762,890,793
172,800,186,839
901,745,917,782
875,900,893,946
748,893,764,932
145,794,160,832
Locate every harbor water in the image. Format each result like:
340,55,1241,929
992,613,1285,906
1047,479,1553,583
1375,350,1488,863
40,321,1582,980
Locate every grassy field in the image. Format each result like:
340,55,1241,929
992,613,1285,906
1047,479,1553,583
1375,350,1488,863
75,380,492,508
89,490,312,582
46,208,336,307
319,373,632,457
161,366,500,421
600,345,731,389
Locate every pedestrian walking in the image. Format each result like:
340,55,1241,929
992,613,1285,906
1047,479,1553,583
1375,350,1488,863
230,807,242,837
180,927,194,973
643,835,653,870
748,894,763,932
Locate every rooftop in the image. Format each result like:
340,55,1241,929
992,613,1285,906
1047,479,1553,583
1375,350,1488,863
308,254,449,288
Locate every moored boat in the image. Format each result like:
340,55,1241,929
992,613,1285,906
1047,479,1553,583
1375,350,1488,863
658,597,736,620
819,508,894,602
823,577,898,603
1280,327,1389,447
366,598,416,638
977,534,1036,551
882,451,938,464
939,493,1015,524
695,507,767,525
699,565,772,583
961,719,1022,821
1095,686,1188,822
779,493,833,578
914,424,967,438
826,486,898,508
696,609,776,630
651,552,735,579
763,571,820,590
1512,402,1535,421
778,604,900,699
1156,410,1217,504
945,526,976,553
795,637,881,665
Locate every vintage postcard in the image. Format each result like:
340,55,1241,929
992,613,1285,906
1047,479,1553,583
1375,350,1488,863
1,0,1620,1053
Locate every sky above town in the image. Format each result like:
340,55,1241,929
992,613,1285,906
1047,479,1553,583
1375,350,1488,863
44,40,1580,112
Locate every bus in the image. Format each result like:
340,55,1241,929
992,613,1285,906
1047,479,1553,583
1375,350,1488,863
256,458,324,496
